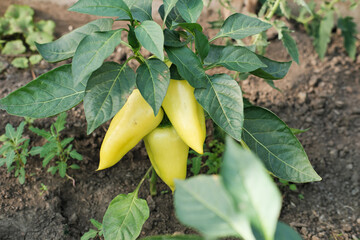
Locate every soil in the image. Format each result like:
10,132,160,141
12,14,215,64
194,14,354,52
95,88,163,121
0,2,360,240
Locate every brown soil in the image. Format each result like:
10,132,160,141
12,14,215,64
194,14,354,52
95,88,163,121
0,2,360,240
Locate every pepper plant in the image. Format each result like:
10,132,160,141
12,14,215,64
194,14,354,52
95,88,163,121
0,0,322,239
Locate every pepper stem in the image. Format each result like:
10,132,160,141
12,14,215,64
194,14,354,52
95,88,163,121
134,166,153,196
150,168,158,196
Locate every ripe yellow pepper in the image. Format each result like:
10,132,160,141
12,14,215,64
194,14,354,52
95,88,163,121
98,89,164,170
162,79,206,154
144,125,189,191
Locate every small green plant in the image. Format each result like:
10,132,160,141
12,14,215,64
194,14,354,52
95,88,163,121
279,179,305,200
0,121,30,184
189,139,225,175
81,219,103,240
39,183,49,196
29,112,83,182
0,4,55,70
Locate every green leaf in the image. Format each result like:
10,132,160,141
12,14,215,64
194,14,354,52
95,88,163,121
280,30,299,64
314,11,334,59
61,138,74,148
0,158,6,167
18,167,26,184
204,44,224,65
69,164,81,170
136,59,170,115
163,0,179,24
35,20,56,36
84,62,136,134
69,0,131,18
29,55,42,65
293,0,312,14
43,152,56,167
103,191,149,240
47,166,58,175
72,29,123,86
90,219,102,229
36,18,114,62
242,106,321,182
11,57,29,69
26,31,53,51
81,229,98,240
128,25,140,51
70,151,83,161
274,222,302,240
175,0,203,23
135,20,164,60
174,22,202,33
163,29,189,47
29,146,42,156
15,122,26,141
195,74,244,141
29,127,52,139
2,40,26,55
5,123,16,141
212,13,272,41
54,112,67,133
338,17,357,60
221,137,281,240
194,29,209,62
123,0,153,22
58,161,67,178
215,46,266,72
158,4,186,29
174,176,254,240
0,65,86,118
141,235,204,240
265,80,281,92
5,151,15,168
165,46,207,88
290,127,310,135
250,55,292,80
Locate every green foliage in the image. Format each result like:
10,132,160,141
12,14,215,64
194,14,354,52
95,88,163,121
81,219,103,240
0,121,30,184
29,112,82,179
0,4,55,69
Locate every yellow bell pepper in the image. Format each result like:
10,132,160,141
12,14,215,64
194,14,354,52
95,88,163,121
98,89,164,170
162,79,206,154
144,125,189,191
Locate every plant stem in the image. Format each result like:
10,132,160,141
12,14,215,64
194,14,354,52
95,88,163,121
134,166,153,196
150,168,158,196
240,139,250,151
266,0,281,20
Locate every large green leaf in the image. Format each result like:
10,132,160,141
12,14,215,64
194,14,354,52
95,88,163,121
84,62,136,134
174,176,254,240
165,46,207,88
163,29,189,47
221,137,281,240
338,17,357,60
163,0,179,24
36,18,114,62
175,0,203,23
0,65,85,118
68,0,131,18
195,74,243,141
72,29,123,86
136,59,170,115
242,106,321,182
135,20,164,60
103,191,149,240
142,235,203,240
314,11,334,59
212,13,272,41
123,0,153,22
214,46,266,72
280,30,299,65
158,4,186,29
203,44,224,65
250,55,292,80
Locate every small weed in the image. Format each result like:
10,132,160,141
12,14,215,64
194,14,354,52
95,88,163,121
81,219,103,240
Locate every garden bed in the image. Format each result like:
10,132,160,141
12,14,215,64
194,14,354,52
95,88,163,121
0,2,359,240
